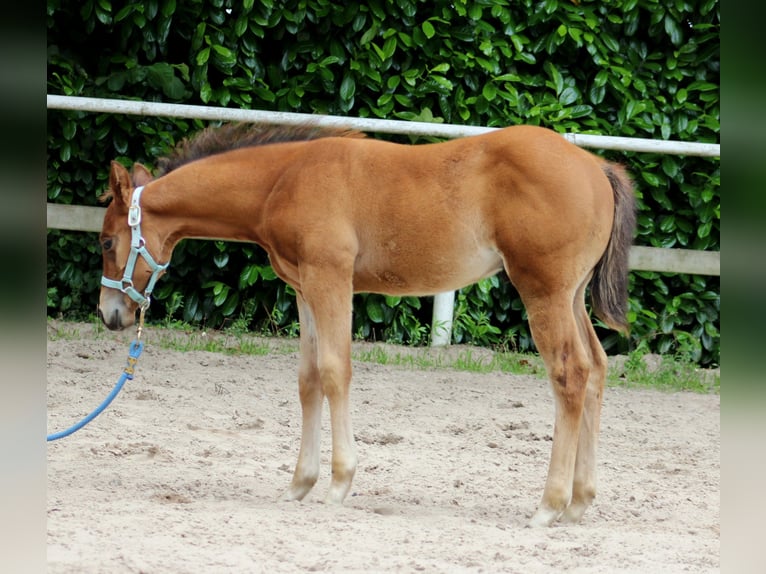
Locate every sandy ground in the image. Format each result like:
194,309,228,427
47,321,719,573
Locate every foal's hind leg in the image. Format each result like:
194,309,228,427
561,292,608,524
524,293,592,527
280,294,324,502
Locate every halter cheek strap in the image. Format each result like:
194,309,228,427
101,186,170,309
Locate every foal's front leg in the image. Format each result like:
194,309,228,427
301,267,357,504
281,273,358,505
314,311,357,503
280,295,323,501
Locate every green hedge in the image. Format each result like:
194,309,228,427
46,0,720,365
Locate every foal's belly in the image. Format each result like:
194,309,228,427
353,245,504,296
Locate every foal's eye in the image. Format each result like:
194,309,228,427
102,239,114,251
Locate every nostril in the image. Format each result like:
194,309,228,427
97,307,123,331
108,309,122,331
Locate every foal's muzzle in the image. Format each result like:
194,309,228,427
97,306,124,331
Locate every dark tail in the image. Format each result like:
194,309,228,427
591,162,637,334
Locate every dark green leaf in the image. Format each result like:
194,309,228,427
366,298,384,323
340,74,355,102
422,21,435,39
213,252,229,269
559,87,579,106
661,156,679,178
664,15,683,46
482,82,497,101
196,47,210,66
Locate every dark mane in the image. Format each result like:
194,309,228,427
156,123,365,176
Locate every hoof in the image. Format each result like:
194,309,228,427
560,503,588,524
279,483,312,503
323,484,351,506
527,506,561,528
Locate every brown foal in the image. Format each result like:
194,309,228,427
97,123,635,526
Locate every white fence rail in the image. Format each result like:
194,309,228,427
48,95,720,156
47,95,720,345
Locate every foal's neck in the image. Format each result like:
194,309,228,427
147,149,281,248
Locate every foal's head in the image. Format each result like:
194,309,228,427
97,161,163,330
96,122,364,330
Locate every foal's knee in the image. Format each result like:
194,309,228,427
318,354,351,397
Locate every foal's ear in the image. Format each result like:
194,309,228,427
131,163,154,187
108,161,134,207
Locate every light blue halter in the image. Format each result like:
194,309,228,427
100,186,169,309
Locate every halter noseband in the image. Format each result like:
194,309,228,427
100,186,169,310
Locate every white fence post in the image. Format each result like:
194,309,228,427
431,291,456,347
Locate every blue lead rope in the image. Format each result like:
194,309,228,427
47,340,144,442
